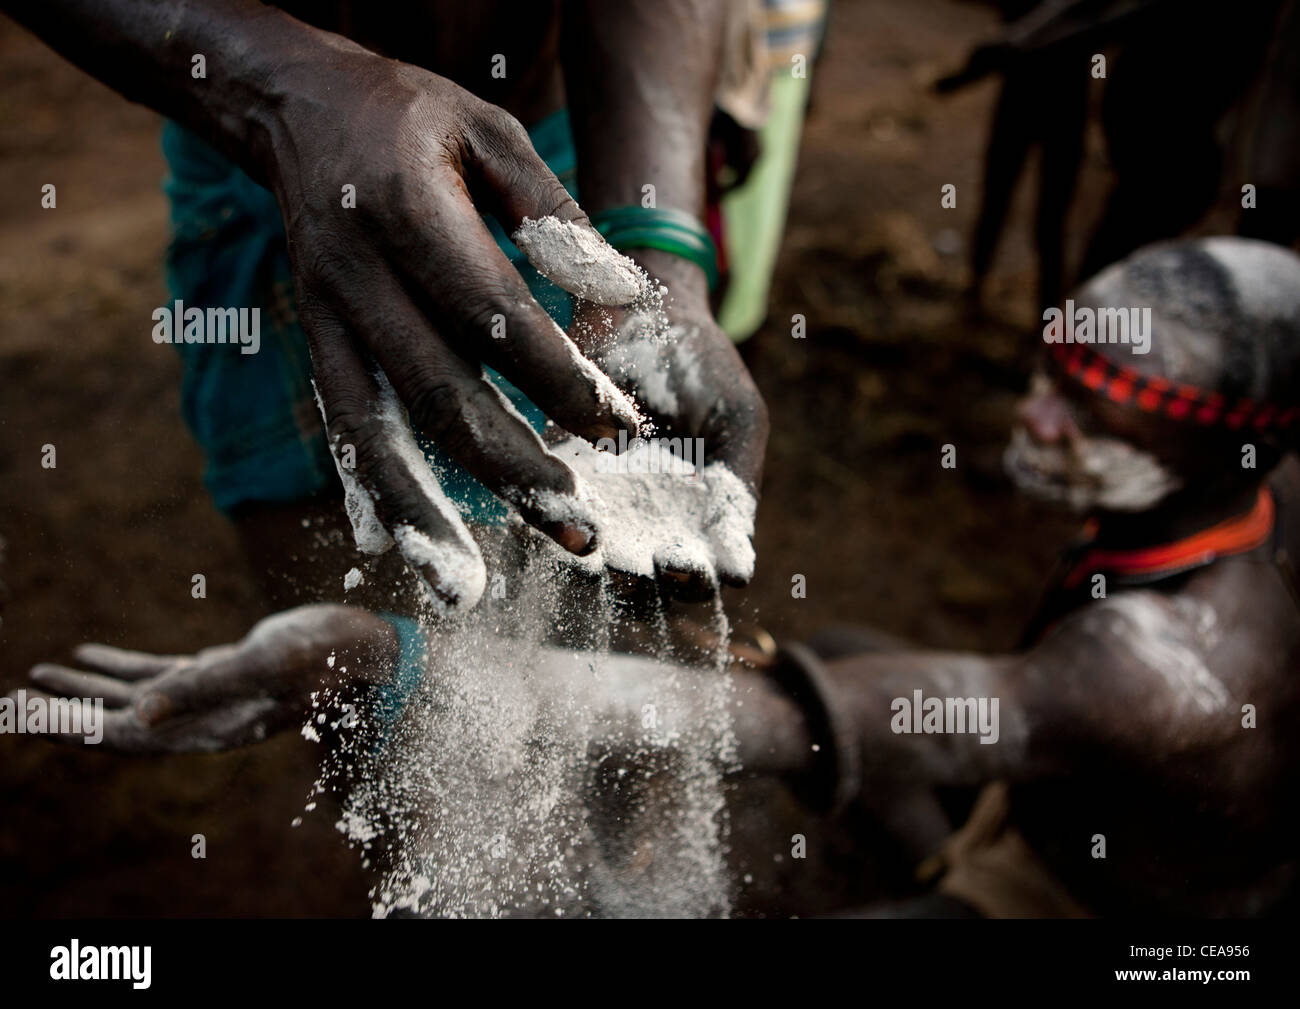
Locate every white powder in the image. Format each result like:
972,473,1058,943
1004,426,1182,512
314,382,394,557
512,216,647,306
595,322,716,433
1090,595,1230,715
699,464,759,584
312,376,488,617
600,320,680,416
546,437,757,585
549,321,645,436
374,376,488,617
314,545,739,919
340,468,394,555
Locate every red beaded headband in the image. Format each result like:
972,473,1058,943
1047,342,1298,433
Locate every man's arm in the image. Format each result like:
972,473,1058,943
3,0,656,612
17,604,399,752
561,0,722,228
3,0,317,182
778,590,1241,797
560,1,770,590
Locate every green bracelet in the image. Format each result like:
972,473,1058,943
590,205,721,292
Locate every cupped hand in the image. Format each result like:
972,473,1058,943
261,51,649,613
568,249,769,597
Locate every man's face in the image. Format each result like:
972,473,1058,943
1004,372,1183,513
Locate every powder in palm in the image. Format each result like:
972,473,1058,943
546,437,757,586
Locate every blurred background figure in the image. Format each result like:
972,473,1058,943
942,0,1297,315
712,0,831,343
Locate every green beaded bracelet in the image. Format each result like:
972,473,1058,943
590,205,721,292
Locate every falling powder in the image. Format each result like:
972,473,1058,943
309,542,740,918
300,257,751,914
301,432,750,916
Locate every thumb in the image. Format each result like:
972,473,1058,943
132,652,256,726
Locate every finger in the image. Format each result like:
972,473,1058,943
128,645,280,725
71,643,184,680
301,299,487,615
652,550,717,604
130,672,225,726
334,267,600,555
683,342,767,587
703,463,759,588
380,182,643,443
28,664,135,707
129,671,287,748
464,106,646,306
600,566,660,611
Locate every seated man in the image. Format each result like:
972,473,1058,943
22,238,1300,917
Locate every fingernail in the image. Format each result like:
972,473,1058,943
615,412,644,439
551,522,597,556
136,693,169,725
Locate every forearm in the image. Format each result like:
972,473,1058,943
561,0,725,225
2,0,360,181
818,651,1039,789
730,669,819,777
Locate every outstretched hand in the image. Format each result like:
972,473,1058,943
18,605,398,753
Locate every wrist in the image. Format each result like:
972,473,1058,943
279,604,401,686
628,248,712,310
239,14,392,189
768,644,864,814
731,670,819,777
589,206,719,299
165,4,336,183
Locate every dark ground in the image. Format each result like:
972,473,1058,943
0,0,1246,916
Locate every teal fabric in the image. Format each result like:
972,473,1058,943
374,611,428,728
161,109,578,518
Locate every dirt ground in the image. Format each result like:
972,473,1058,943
0,0,1243,917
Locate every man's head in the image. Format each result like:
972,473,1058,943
1006,237,1300,513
